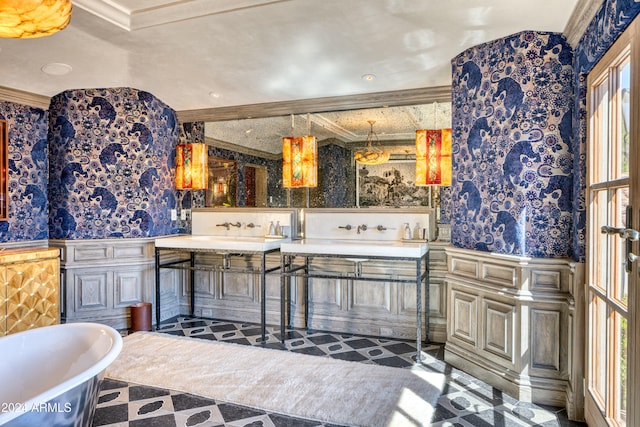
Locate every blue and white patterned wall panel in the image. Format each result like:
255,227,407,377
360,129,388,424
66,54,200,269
451,31,574,257
0,102,49,242
571,0,640,262
48,88,179,239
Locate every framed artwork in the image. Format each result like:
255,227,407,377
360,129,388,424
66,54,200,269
356,159,434,208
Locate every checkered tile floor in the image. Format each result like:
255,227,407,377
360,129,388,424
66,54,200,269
92,316,586,427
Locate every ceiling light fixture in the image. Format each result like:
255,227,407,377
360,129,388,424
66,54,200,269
41,62,72,76
361,73,376,81
354,120,390,165
0,0,72,38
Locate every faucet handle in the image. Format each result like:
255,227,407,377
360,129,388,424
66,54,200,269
339,225,352,230
246,222,259,228
376,225,387,231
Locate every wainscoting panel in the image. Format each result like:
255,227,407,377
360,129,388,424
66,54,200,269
445,246,582,419
74,271,109,312
52,238,155,329
530,309,562,372
482,298,514,363
450,289,477,347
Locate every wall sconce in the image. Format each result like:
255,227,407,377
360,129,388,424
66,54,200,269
282,135,317,188
415,128,452,186
0,0,72,38
176,142,208,190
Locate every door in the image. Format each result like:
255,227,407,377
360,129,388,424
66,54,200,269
586,18,640,427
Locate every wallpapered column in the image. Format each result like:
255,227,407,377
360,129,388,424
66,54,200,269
48,88,179,239
451,31,574,257
0,102,49,242
571,0,640,262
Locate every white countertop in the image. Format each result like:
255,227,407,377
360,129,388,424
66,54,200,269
154,235,290,252
279,239,429,258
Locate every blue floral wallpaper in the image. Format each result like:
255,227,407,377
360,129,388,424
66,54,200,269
0,102,49,242
571,0,640,261
48,88,180,239
451,31,574,257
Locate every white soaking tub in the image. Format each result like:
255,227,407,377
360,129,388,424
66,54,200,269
0,323,123,427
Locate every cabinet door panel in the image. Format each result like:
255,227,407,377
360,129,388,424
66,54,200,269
6,258,59,334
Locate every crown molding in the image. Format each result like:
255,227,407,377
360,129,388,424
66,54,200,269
205,136,280,161
0,86,51,110
564,0,604,47
74,0,289,31
177,86,452,123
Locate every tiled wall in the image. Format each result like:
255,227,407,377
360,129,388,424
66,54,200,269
48,88,180,239
451,31,574,257
0,102,49,242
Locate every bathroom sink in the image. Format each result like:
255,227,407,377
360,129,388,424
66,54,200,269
279,238,428,258
155,235,290,252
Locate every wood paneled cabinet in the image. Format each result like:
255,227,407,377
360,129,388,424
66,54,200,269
445,246,583,420
51,238,155,329
0,248,60,335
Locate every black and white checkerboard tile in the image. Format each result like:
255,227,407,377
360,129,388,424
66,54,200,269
93,317,586,427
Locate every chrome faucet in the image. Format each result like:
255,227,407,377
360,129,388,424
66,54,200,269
246,222,257,228
339,225,352,230
357,224,368,234
216,221,241,230
376,225,387,231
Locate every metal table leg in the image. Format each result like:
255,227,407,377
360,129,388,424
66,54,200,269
189,252,195,316
155,247,161,329
261,252,266,343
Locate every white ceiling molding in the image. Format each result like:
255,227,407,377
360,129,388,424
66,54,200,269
563,0,604,47
0,86,51,110
73,0,291,31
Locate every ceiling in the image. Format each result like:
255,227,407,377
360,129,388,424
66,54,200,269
0,0,582,153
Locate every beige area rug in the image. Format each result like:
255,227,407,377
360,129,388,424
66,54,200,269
106,332,445,427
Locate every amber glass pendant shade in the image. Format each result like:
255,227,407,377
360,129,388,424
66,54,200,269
176,143,208,190
0,0,72,38
415,128,452,186
282,135,317,188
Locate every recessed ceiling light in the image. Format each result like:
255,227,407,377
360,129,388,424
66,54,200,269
41,62,72,76
209,91,221,98
361,74,376,81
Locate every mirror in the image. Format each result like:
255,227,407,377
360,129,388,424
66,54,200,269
180,86,452,209
205,157,237,207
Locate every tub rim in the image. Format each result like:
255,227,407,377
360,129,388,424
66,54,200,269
0,322,123,424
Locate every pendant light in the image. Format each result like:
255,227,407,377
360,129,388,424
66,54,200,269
0,0,72,38
176,142,208,190
354,120,390,165
282,114,317,188
416,103,452,186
